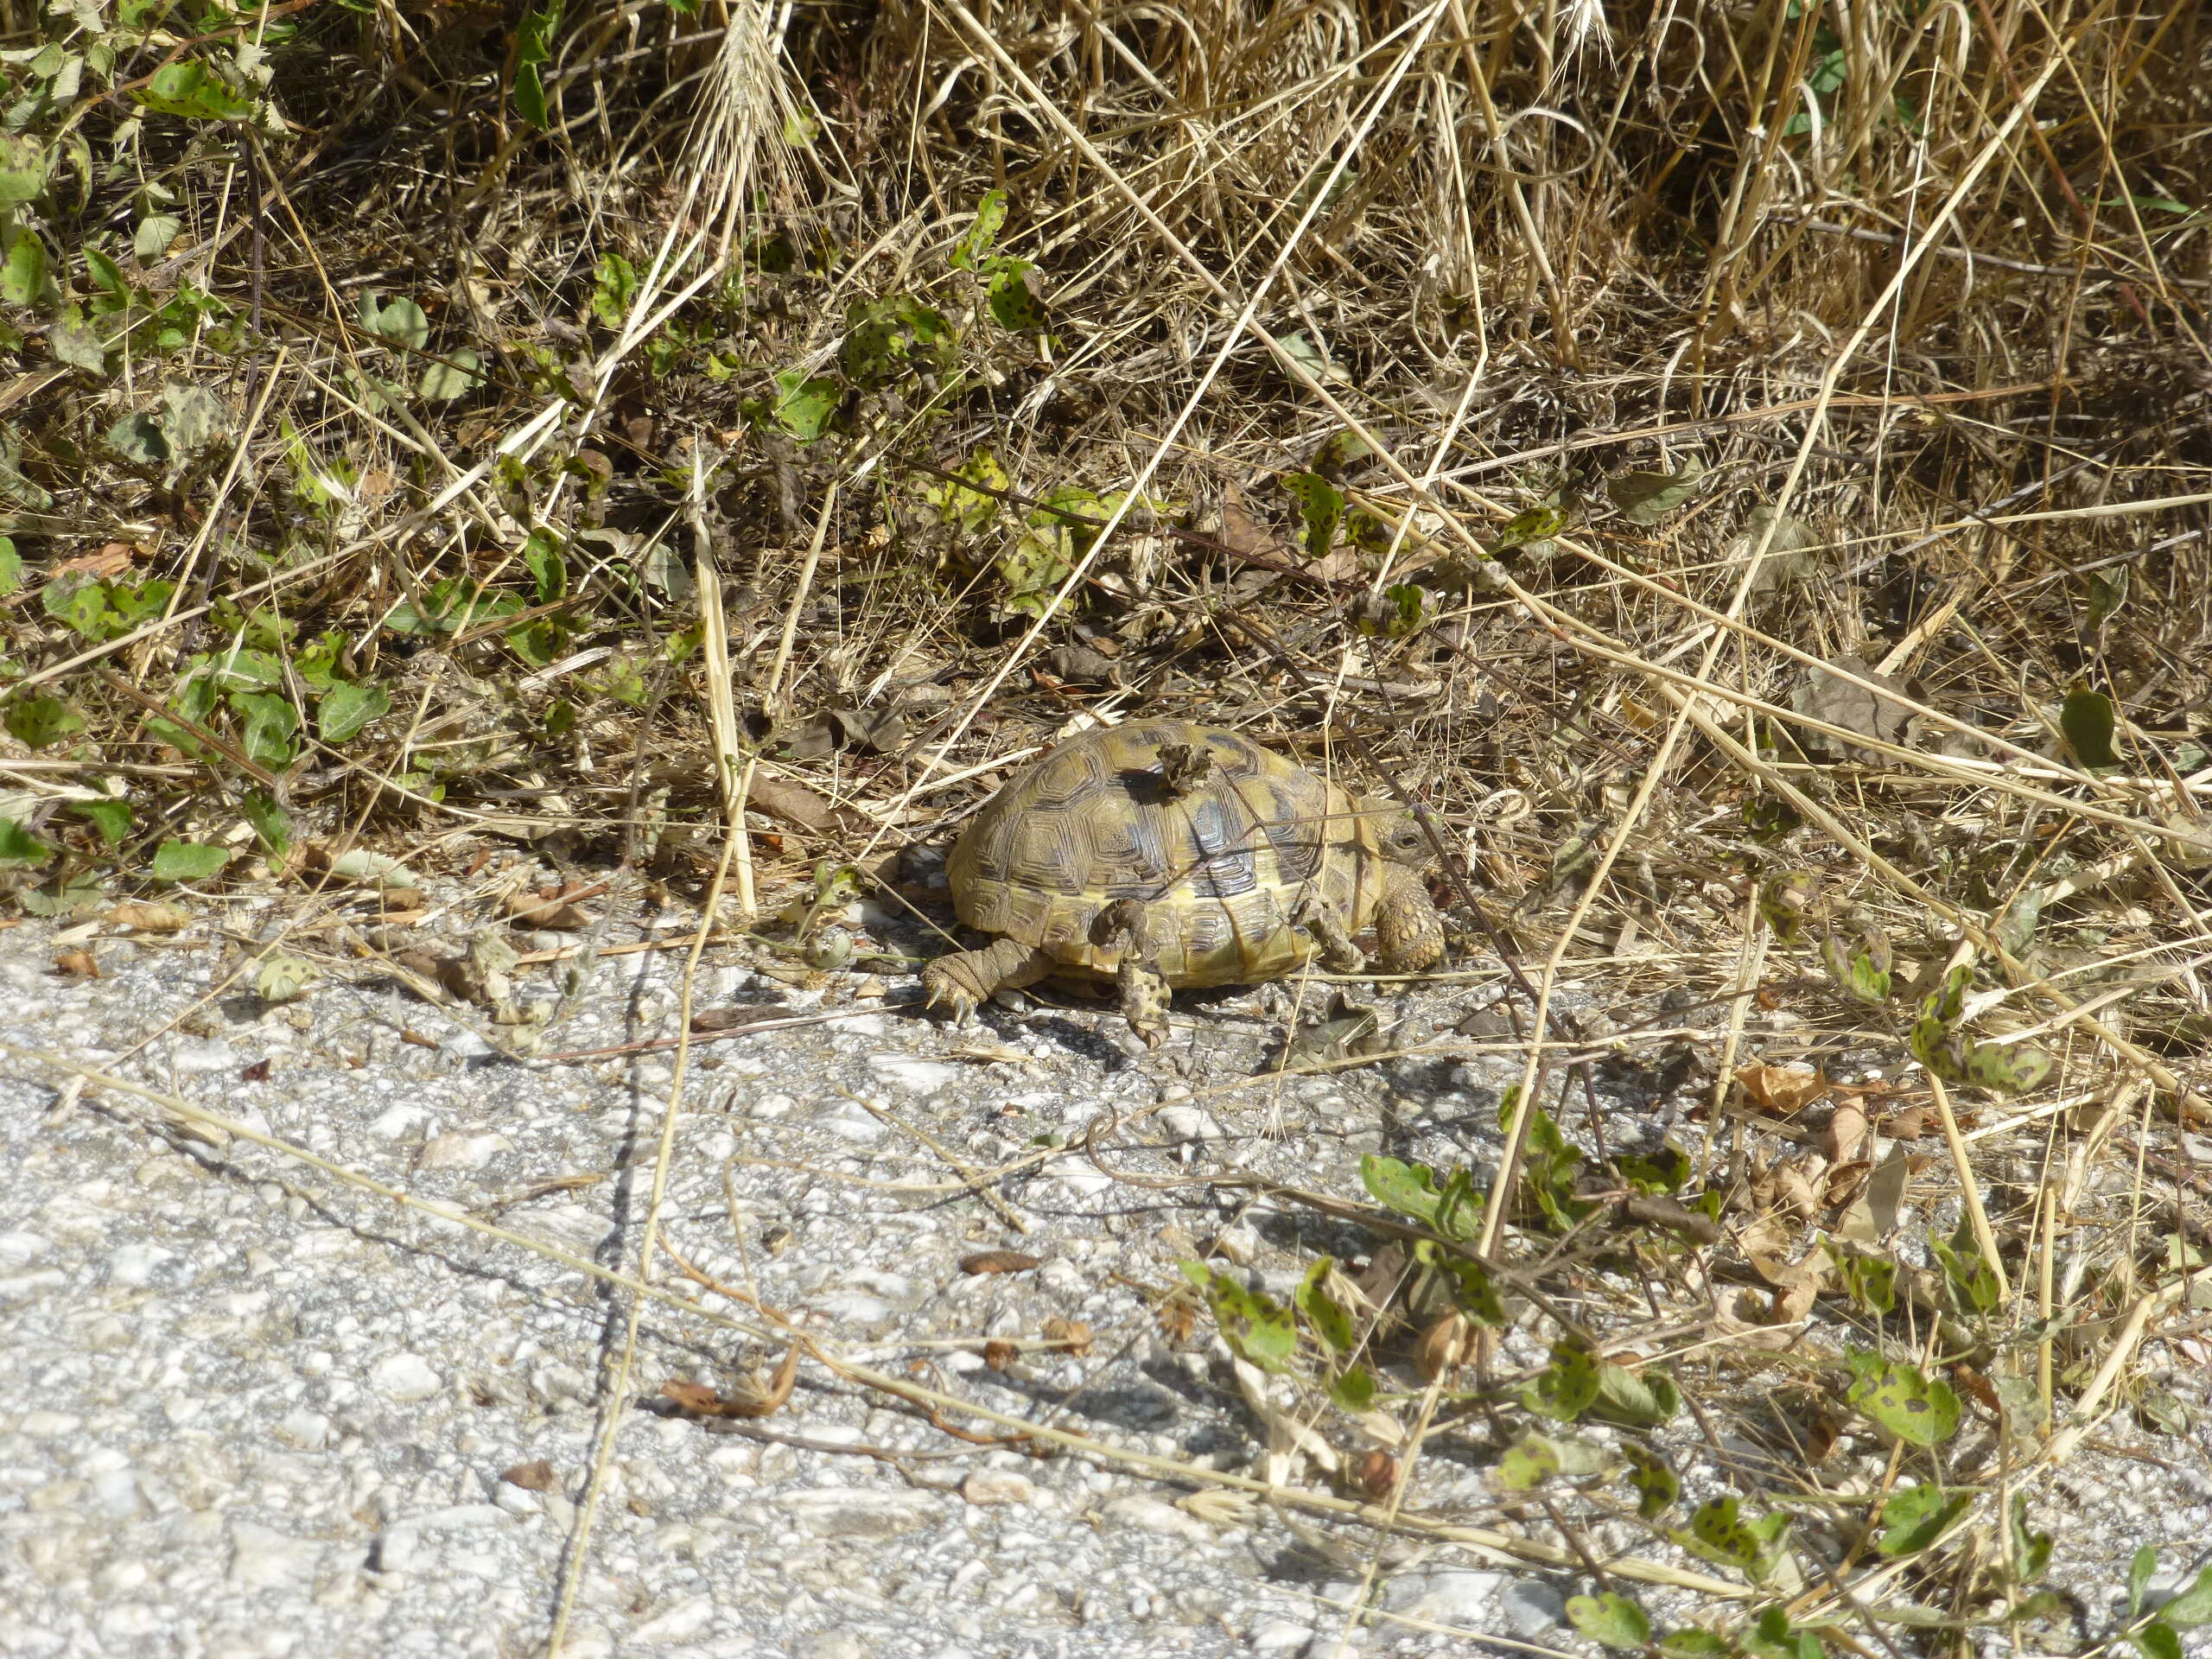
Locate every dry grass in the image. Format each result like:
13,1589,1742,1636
5,0,2212,1649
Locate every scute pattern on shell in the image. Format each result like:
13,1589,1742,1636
946,720,1392,988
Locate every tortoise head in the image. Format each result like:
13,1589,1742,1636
1359,797,1433,867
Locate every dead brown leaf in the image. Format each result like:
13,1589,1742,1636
982,1339,1019,1373
658,1344,798,1420
501,1460,559,1492
1735,1061,1827,1116
1822,1103,1871,1163
746,774,853,836
104,901,189,933
54,949,100,978
960,1250,1042,1275
1042,1316,1094,1357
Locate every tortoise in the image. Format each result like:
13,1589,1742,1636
921,719,1446,1046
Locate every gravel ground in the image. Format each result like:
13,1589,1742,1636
3,894,2210,1659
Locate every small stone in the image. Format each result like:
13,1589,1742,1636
229,1521,323,1590
961,1470,1035,1507
1305,1638,1360,1659
777,1487,941,1539
629,1593,715,1644
370,1352,442,1402
1385,1567,1503,1624
493,1481,541,1516
172,1039,238,1073
16,1410,82,1439
1250,1621,1314,1653
793,1637,868,1659
1499,1580,1568,1638
416,1131,511,1171
1100,1494,1212,1543
106,1244,172,1287
274,1410,330,1451
1159,1106,1223,1142
868,1054,963,1093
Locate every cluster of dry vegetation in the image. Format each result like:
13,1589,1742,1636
4,0,2211,1650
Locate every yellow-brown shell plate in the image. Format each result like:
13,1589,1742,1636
946,721,1387,988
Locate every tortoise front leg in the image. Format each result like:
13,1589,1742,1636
1089,899,1172,1049
922,937,1056,1021
1373,863,1446,974
1294,892,1366,973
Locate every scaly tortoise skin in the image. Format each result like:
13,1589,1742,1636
922,720,1445,1046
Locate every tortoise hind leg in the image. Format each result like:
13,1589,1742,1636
1373,863,1446,974
922,937,1056,1022
1089,899,1172,1049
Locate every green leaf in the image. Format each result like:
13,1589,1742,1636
161,382,228,453
0,817,54,868
364,294,429,350
1360,1154,1484,1240
513,3,563,126
2,226,50,306
149,840,230,882
1325,1363,1376,1413
986,258,1046,331
241,790,290,857
1877,1484,1972,1557
950,188,1008,270
1281,471,1344,559
1495,505,1565,551
1294,1257,1357,1353
1964,1039,2053,1095
2161,1565,2212,1628
317,681,390,744
0,536,21,596
4,696,85,751
1179,1261,1299,1373
1821,927,1893,1004
0,134,48,203
81,247,127,301
1607,456,1707,524
69,798,132,847
1656,1630,1733,1659
1522,1342,1600,1422
135,214,181,263
1929,1213,2002,1316
2133,1622,2184,1659
1624,1441,1679,1518
2086,564,2129,627
998,521,1074,619
1413,1239,1503,1321
256,954,317,1004
136,60,253,122
590,251,638,328
768,370,839,442
419,348,484,403
1492,1432,1563,1491
1567,1592,1651,1649
1591,1361,1681,1427
842,294,957,387
1827,1246,1897,1315
1845,1351,1961,1446
229,690,300,768
1677,1495,1792,1582
1618,1142,1692,1195
106,411,170,465
2061,687,2119,766
2130,1546,2159,1617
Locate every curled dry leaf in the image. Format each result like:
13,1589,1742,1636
104,900,189,933
1792,656,1918,759
1823,1103,1872,1163
1352,1450,1399,1499
658,1344,798,1420
501,1460,559,1492
959,1249,1043,1275
1179,1490,1258,1527
1735,1062,1827,1116
505,885,595,929
982,1338,1019,1373
1414,1311,1476,1380
745,773,853,836
54,949,100,977
1772,1163,1822,1224
1041,1316,1093,1357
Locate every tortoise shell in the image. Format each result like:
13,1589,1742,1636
945,720,1401,988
